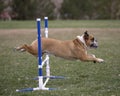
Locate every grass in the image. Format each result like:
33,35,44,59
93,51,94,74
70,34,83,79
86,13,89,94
0,20,120,29
0,20,120,96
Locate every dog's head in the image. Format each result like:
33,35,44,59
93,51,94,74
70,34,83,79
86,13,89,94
77,31,98,48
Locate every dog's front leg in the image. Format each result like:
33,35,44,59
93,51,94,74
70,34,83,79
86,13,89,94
81,54,104,63
88,54,104,63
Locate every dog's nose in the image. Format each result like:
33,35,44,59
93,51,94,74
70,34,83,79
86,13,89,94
94,39,97,42
94,39,98,47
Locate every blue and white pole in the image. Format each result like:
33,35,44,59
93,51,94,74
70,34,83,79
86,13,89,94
36,18,52,90
16,18,44,92
37,18,44,89
44,17,50,77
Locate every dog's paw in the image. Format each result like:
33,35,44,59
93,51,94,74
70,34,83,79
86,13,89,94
14,47,25,52
97,58,104,63
14,47,20,50
13,47,19,52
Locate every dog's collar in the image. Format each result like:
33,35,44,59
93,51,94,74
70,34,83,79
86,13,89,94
77,35,87,48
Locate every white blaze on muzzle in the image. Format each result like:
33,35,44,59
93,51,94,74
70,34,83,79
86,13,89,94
90,39,98,48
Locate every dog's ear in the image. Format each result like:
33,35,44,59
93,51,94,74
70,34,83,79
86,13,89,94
84,31,89,40
84,31,89,36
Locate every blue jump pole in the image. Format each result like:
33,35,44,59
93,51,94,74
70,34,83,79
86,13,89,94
44,17,50,77
44,17,65,80
37,18,42,76
44,17,48,35
37,18,44,89
16,18,44,92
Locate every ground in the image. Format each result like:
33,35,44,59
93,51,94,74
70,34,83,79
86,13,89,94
0,28,120,96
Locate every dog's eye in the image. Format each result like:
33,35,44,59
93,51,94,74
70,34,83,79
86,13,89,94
91,38,94,41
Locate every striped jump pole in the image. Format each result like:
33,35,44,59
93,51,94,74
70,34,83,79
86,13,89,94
37,18,47,90
43,17,65,80
36,17,55,90
44,17,50,77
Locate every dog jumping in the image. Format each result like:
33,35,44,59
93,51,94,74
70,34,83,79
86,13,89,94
15,31,104,63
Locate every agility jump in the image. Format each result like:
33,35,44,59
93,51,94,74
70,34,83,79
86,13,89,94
16,17,64,92
16,16,104,92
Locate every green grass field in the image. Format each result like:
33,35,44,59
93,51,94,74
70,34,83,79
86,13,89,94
0,20,120,29
0,20,120,96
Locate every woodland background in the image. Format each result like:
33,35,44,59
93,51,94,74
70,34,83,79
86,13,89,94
0,0,120,20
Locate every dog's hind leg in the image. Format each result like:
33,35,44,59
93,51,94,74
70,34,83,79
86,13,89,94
15,44,30,52
15,45,26,52
16,44,38,56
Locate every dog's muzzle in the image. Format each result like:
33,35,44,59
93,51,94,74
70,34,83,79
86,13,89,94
90,39,98,48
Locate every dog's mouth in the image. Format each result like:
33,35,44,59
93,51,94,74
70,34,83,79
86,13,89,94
90,44,98,48
90,40,98,48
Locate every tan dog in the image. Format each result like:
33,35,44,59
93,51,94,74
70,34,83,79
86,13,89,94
16,31,104,63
